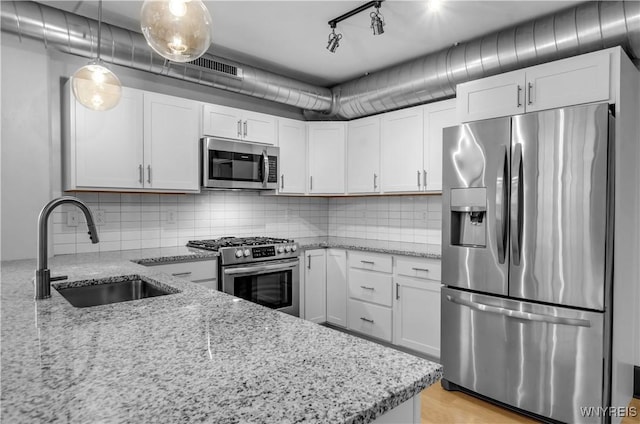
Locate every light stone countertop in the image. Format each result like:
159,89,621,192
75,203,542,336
1,250,442,423
296,237,442,260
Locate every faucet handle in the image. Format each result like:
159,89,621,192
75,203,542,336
50,275,68,282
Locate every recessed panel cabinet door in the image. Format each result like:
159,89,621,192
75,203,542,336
347,116,380,193
144,92,200,191
278,118,307,194
423,99,457,192
304,249,326,323
380,106,423,192
202,104,241,139
456,70,526,122
307,122,346,194
75,87,144,188
326,249,347,327
242,110,277,145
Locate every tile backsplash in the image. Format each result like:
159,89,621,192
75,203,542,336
52,192,442,255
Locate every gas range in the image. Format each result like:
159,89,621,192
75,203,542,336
186,236,299,265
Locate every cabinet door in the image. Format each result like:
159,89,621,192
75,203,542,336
308,122,346,194
456,70,525,122
202,103,242,139
74,87,144,189
347,116,381,193
304,249,326,323
380,106,424,192
243,110,277,145
393,277,441,358
326,249,347,327
423,99,457,192
525,49,611,113
144,92,200,191
278,118,307,194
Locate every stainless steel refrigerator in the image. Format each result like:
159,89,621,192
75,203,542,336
441,102,613,423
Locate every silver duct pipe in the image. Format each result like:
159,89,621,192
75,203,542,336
332,0,640,119
0,1,333,112
1,1,639,119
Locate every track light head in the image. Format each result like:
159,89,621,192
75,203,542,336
370,3,385,35
327,28,342,53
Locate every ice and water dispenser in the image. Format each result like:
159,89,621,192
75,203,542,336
449,187,487,248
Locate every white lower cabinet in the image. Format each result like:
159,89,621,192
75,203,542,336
144,259,218,291
393,276,441,358
347,299,393,343
326,249,347,327
303,249,327,323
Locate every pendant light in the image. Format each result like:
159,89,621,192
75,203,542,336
140,0,213,63
71,0,122,111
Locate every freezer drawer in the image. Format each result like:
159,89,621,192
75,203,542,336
441,287,605,424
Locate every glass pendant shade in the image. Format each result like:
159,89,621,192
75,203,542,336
140,0,213,62
72,59,122,111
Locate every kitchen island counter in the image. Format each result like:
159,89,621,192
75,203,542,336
1,253,441,423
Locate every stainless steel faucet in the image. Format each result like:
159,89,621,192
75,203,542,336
35,196,100,299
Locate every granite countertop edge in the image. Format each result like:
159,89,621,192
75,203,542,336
298,242,442,260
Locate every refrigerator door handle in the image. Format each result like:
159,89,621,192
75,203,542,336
496,145,508,264
445,294,591,328
511,143,523,266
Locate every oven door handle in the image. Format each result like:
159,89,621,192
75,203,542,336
224,262,298,276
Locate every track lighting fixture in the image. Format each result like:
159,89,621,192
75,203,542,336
326,1,386,51
71,0,122,111
370,3,385,35
327,25,343,53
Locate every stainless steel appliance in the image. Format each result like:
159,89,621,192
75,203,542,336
441,103,614,423
187,237,299,317
201,137,279,190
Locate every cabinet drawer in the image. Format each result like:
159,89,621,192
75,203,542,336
347,299,392,342
395,257,441,281
349,251,392,273
348,269,393,307
149,259,217,283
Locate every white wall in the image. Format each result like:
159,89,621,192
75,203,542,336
1,37,52,261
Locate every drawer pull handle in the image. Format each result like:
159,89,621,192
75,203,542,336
360,260,375,265
172,271,192,277
360,317,374,323
360,285,374,291
412,267,429,272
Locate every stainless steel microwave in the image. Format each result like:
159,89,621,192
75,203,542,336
201,137,278,190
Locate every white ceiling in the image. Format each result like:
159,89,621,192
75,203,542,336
39,0,582,87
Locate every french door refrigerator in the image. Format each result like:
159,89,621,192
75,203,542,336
441,102,613,424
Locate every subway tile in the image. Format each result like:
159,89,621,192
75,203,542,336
99,241,121,252
141,238,160,249
160,195,178,204
121,193,141,203
99,193,121,203
53,243,76,256
121,212,141,222
121,239,142,251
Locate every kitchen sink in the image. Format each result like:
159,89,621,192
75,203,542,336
54,275,178,308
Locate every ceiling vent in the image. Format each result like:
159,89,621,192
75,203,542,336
186,56,243,80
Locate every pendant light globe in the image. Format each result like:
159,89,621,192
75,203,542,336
140,0,213,63
72,59,122,111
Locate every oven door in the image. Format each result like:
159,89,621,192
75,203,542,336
221,258,299,317
202,137,278,190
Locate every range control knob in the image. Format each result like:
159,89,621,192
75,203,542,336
235,249,243,258
291,245,297,252
243,249,251,257
277,246,285,254
284,245,291,253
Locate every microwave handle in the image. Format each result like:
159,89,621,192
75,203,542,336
262,151,269,186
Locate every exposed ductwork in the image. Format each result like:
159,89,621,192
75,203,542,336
0,1,333,112
332,0,640,119
1,1,639,120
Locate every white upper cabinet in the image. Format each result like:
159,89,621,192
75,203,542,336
380,106,424,193
457,49,612,122
423,99,457,192
201,103,277,145
143,92,200,192
347,116,381,194
277,118,307,194
64,83,200,193
72,87,144,189
307,122,346,194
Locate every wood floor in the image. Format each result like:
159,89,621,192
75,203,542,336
421,383,640,424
